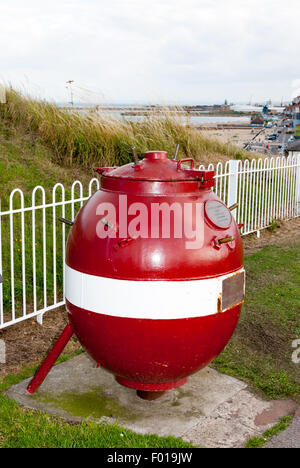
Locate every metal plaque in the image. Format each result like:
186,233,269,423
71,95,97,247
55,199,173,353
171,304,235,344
205,201,232,229
222,271,245,311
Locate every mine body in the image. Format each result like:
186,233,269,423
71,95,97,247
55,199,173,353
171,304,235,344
27,151,245,398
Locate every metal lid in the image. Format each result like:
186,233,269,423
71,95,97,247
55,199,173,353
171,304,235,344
95,151,214,186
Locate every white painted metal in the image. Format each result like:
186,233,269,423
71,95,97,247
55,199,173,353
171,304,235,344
0,178,100,329
296,153,300,215
65,264,245,320
0,201,3,326
207,155,300,236
1,155,300,330
0,84,6,104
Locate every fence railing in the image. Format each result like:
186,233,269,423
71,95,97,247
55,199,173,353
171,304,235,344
0,178,100,329
200,154,300,235
0,155,300,329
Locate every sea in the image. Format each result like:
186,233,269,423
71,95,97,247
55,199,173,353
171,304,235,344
57,103,251,125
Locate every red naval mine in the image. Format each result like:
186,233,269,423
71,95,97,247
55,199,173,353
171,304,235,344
27,150,245,400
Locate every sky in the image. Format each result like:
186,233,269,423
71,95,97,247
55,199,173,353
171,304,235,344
1,0,300,104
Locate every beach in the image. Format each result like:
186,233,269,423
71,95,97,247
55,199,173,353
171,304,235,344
201,126,260,148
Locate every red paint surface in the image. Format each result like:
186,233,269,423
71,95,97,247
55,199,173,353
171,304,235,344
28,152,245,394
67,300,241,388
65,152,244,391
66,153,243,281
99,151,214,184
66,193,243,280
115,377,188,392
26,324,74,394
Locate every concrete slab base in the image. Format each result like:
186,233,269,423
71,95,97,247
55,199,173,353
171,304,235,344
5,353,291,448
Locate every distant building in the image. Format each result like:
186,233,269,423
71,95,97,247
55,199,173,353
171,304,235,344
251,115,264,125
285,96,300,115
287,140,300,155
262,105,269,114
285,96,300,127
294,113,300,127
294,96,300,108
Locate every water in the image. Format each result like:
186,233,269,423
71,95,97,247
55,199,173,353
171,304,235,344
231,104,285,113
180,115,250,125
101,111,250,125
59,103,251,124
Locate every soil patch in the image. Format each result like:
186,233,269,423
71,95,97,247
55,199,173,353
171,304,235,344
243,217,300,255
0,307,75,379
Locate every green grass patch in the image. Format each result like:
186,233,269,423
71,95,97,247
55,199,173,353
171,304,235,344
1,113,299,445
0,119,93,196
0,87,253,171
0,104,255,323
0,245,299,447
0,358,194,448
0,118,97,319
213,244,300,401
0,395,194,448
245,416,293,448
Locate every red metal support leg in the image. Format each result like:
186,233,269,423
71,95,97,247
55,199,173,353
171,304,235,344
26,323,74,394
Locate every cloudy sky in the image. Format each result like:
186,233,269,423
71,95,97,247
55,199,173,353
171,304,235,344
1,0,300,104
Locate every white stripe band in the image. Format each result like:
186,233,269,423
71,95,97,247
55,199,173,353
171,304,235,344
65,265,244,320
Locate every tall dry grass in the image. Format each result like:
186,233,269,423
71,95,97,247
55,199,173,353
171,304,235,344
0,87,250,168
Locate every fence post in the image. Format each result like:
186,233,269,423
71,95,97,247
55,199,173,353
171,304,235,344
36,313,44,325
0,84,6,104
0,200,3,327
0,339,5,363
227,160,239,220
296,153,300,215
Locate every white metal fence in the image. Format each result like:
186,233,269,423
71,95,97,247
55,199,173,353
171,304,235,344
0,155,300,329
0,178,100,329
200,154,300,235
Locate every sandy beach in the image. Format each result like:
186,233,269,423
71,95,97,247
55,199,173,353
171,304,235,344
201,126,269,148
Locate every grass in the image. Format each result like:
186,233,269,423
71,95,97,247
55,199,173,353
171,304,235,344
245,416,293,448
0,244,299,447
0,100,299,446
267,218,281,233
0,87,252,171
0,118,93,197
0,359,194,449
0,97,251,323
213,244,300,402
0,118,96,318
